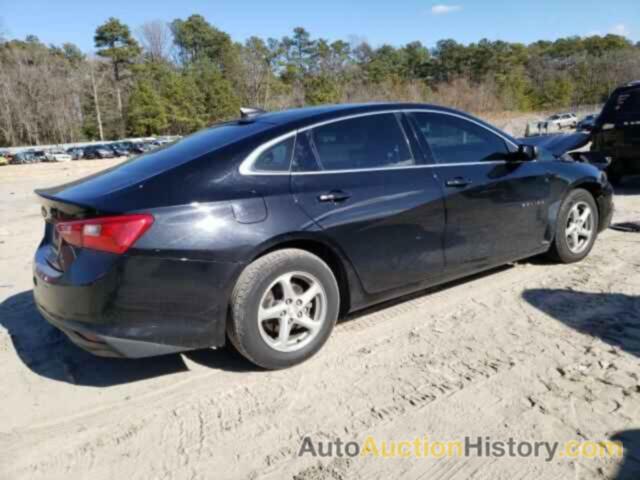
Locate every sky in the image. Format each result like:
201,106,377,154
1,0,638,52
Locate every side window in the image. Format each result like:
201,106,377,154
292,131,321,172
252,136,294,172
616,90,640,115
411,112,509,164
295,113,414,172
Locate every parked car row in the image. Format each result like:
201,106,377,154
0,138,178,166
10,150,47,164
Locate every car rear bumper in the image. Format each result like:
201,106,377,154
35,304,186,357
33,244,243,358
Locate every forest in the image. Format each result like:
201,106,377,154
0,14,639,147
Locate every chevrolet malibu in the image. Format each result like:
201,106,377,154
33,103,614,369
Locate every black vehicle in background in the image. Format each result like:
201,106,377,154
30,150,47,163
577,114,597,131
83,145,115,159
107,143,131,157
33,103,613,369
139,141,158,153
121,142,146,154
591,81,640,183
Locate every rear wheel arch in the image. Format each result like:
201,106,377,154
249,237,354,316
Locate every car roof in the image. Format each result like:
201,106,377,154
245,102,517,144
255,103,459,126
620,81,640,91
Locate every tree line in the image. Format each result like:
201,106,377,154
1,14,639,147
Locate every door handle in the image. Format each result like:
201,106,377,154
318,190,351,203
445,177,472,188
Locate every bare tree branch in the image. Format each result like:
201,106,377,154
137,20,173,62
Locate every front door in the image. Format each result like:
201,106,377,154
408,111,550,275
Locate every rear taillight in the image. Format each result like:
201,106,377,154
56,214,154,254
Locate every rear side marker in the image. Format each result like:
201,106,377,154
56,214,154,254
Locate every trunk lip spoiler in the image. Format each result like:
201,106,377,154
35,189,107,220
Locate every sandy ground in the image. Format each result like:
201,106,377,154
0,159,639,480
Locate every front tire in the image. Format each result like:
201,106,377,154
546,188,598,263
228,249,340,369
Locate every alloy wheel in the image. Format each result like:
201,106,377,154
565,201,594,254
257,272,327,353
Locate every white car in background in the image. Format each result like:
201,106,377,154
545,113,577,130
44,149,72,162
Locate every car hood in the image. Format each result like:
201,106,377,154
518,132,592,157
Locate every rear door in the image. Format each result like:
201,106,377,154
290,112,445,294
408,111,550,275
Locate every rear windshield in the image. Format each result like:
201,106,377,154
89,122,271,185
40,121,275,203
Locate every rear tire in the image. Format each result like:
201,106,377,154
228,249,340,369
546,188,598,263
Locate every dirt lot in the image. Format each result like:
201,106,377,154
0,159,639,480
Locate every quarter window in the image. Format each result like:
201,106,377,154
411,112,509,164
616,90,640,115
294,113,414,172
252,136,294,172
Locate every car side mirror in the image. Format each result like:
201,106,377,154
515,144,538,161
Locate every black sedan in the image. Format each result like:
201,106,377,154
33,103,614,368
83,145,115,160
107,143,131,157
